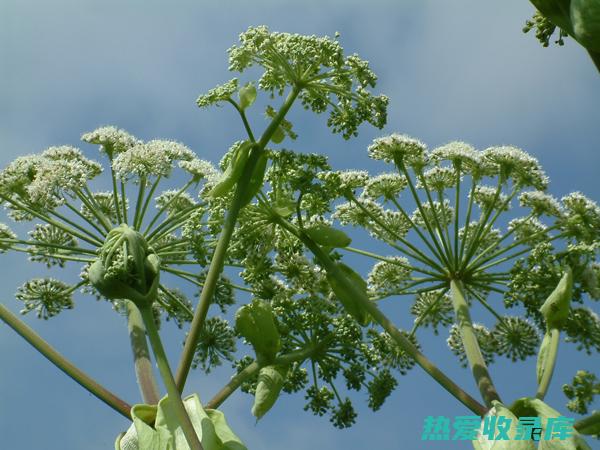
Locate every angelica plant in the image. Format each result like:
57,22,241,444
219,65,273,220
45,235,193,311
2,25,599,450
0,26,389,449
215,135,600,445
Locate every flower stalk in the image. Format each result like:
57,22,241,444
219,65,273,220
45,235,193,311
0,304,132,419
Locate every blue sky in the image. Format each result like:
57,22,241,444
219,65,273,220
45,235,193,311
1,1,599,449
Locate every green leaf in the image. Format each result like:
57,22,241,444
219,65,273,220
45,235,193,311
539,267,573,328
305,223,352,248
116,394,247,450
571,0,600,51
473,401,536,450
530,0,574,34
326,263,370,326
510,398,592,450
251,365,288,420
575,411,600,437
207,141,252,198
238,83,257,110
270,126,285,144
536,328,558,386
235,299,281,364
240,151,269,207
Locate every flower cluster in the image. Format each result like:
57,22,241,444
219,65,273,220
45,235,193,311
201,25,388,139
0,127,229,361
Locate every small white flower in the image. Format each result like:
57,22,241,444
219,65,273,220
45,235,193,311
483,146,548,189
113,140,194,180
179,158,217,182
362,173,407,200
81,126,141,156
16,278,74,319
470,185,510,212
155,190,197,217
0,223,17,252
519,190,562,216
317,170,369,193
368,133,427,167
416,166,457,192
367,256,411,292
431,141,478,167
508,217,547,244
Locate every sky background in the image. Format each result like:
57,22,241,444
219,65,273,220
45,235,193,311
1,1,599,449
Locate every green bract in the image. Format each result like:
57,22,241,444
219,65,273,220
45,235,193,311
251,365,288,419
116,394,246,450
539,267,573,329
235,299,281,364
304,223,352,248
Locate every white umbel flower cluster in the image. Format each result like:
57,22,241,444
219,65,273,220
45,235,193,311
81,126,141,156
519,190,562,217
368,134,427,167
113,140,195,180
483,146,548,189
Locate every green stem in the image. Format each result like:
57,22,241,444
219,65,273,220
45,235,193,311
460,180,505,270
83,185,115,228
175,86,301,392
48,207,106,244
120,181,128,225
281,217,486,415
409,289,449,338
10,246,96,263
0,194,100,247
0,304,132,419
227,99,256,143
453,165,461,270
0,238,96,254
76,189,112,232
348,192,446,273
139,305,203,450
64,200,109,237
468,232,566,274
535,327,560,401
389,196,448,268
137,176,162,231
464,212,536,271
343,246,443,279
110,163,123,224
458,178,477,263
205,345,316,410
398,161,452,269
143,180,195,236
450,279,501,408
418,171,455,268
133,175,147,231
125,301,160,405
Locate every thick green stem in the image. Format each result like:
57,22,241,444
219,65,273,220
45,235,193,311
0,304,132,419
125,301,160,405
139,305,203,450
535,327,560,401
175,86,301,392
450,280,501,408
